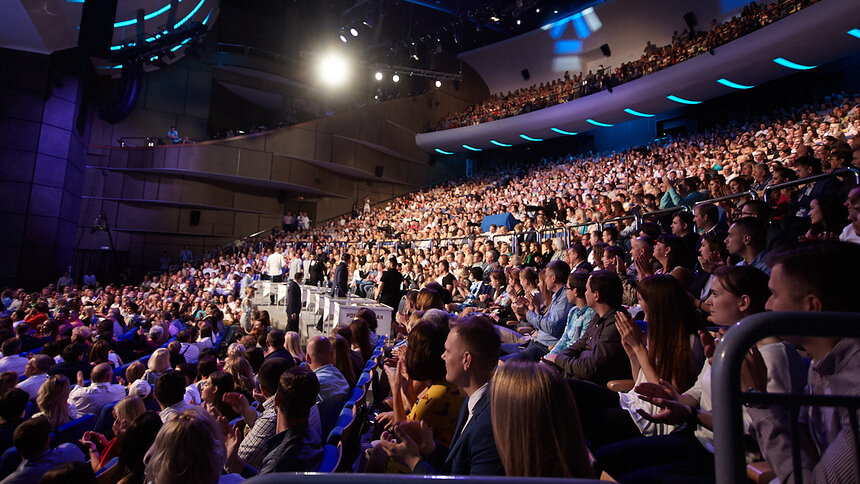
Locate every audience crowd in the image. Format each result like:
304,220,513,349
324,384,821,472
432,0,822,131
0,85,859,482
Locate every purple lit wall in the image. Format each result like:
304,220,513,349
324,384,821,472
0,48,89,289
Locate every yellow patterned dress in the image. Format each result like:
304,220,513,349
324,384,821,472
406,380,466,448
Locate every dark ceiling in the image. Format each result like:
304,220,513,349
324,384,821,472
217,0,600,72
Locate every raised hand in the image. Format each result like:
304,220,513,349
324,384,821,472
740,344,768,392
635,378,680,403
635,397,693,425
635,253,654,278
615,311,644,354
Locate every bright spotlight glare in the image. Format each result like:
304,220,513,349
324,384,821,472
318,53,349,86
435,80,441,88
516,19,522,25
392,74,400,83
339,35,348,43
375,71,383,81
350,28,359,37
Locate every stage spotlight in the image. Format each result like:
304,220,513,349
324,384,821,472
318,53,349,86
375,71,383,81
435,80,442,88
392,73,400,83
350,27,359,37
516,19,521,25
339,34,348,43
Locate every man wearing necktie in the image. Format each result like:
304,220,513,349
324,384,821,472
380,315,504,475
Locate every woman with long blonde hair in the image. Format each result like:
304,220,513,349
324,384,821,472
143,407,226,484
284,331,304,365
490,360,592,478
81,395,146,473
35,375,77,430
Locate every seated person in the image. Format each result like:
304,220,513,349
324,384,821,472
16,354,52,400
79,395,146,473
305,336,349,437
506,261,573,361
34,375,77,430
48,344,92,383
0,389,29,453
490,360,593,478
155,370,193,422
2,416,85,483
746,241,860,483
143,406,238,483
226,366,324,476
543,271,632,385
67,363,126,415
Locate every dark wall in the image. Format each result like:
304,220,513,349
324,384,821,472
0,48,91,290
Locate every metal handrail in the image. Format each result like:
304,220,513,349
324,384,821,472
696,189,758,206
245,474,602,484
712,311,860,484
171,167,855,266
763,167,859,204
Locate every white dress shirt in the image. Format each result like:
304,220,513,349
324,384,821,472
68,381,127,415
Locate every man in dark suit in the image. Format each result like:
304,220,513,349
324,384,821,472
285,272,302,334
380,315,504,476
331,253,350,297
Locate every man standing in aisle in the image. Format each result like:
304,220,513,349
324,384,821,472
286,272,303,334
331,253,350,297
267,246,285,304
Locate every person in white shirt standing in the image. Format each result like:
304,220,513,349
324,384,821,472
68,364,126,415
266,247,285,305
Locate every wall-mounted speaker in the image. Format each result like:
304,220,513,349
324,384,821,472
374,165,384,177
521,69,530,80
600,44,611,57
190,210,200,226
78,0,119,58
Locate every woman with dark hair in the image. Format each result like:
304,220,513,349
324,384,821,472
329,334,357,388
200,371,239,420
385,319,464,447
802,193,848,240
565,274,706,448
491,360,592,478
348,317,372,362
595,266,805,482
354,307,379,347
332,325,363,381
415,288,444,311
638,234,693,284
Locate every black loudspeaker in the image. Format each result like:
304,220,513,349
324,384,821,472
99,63,143,124
374,165,384,177
683,12,697,29
277,191,286,204
521,69,530,80
600,44,611,57
78,0,119,58
190,210,200,226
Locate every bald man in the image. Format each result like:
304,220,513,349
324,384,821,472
68,363,126,415
305,336,349,437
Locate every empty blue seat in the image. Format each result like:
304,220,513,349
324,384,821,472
52,413,96,446
316,443,341,473
93,401,118,437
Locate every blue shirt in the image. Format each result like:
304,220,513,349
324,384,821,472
2,443,85,484
550,304,596,355
526,287,573,347
737,249,771,275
